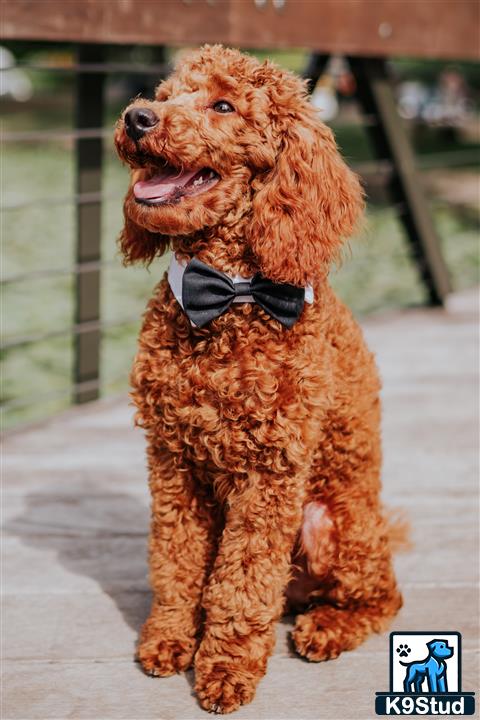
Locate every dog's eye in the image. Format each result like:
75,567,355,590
212,100,235,114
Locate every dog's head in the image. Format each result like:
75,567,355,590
114,45,363,285
427,640,454,660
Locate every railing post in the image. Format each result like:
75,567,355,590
348,56,451,305
73,44,105,403
302,53,330,93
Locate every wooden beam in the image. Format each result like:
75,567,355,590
2,0,228,49
230,0,479,59
3,0,479,60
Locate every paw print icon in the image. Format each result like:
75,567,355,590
396,643,411,658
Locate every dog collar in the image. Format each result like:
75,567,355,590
168,254,314,325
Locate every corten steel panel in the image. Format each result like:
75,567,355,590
2,0,479,60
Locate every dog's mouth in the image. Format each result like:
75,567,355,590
133,165,221,206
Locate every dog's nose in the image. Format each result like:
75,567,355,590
124,108,159,141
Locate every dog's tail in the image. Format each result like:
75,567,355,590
385,508,411,553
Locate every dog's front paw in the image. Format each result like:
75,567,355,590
137,635,197,676
195,665,257,714
137,608,198,676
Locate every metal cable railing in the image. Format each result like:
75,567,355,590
2,190,120,211
2,258,119,285
1,61,169,75
2,312,142,351
1,127,111,143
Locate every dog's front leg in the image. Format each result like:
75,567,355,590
194,470,304,713
437,674,447,693
137,445,217,677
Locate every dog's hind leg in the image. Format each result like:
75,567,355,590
292,407,403,662
136,445,218,677
291,497,402,661
292,593,402,662
403,674,412,693
415,676,425,693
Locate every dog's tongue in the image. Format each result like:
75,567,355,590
133,168,198,200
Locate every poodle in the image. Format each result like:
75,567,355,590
114,45,402,714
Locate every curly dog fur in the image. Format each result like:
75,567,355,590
114,45,402,713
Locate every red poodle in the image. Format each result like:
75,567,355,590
114,45,402,714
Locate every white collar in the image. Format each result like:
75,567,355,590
168,254,314,311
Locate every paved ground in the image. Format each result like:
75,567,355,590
3,288,479,720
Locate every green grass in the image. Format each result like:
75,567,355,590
2,127,479,429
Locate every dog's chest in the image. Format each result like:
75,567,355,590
146,342,287,460
132,309,326,472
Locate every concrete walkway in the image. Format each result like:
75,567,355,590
3,289,479,720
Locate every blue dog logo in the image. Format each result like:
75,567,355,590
400,639,453,693
375,631,475,715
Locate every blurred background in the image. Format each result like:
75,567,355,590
1,40,479,429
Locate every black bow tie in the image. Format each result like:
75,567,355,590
182,258,305,329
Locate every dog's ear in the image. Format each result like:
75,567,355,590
246,118,363,286
118,201,170,266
